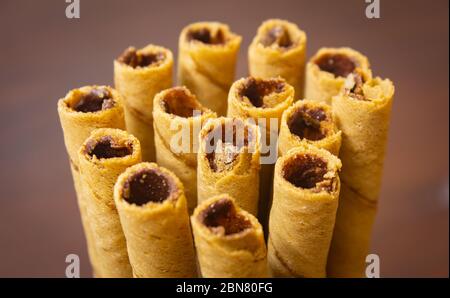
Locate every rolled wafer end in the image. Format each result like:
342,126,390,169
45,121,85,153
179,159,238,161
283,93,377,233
57,86,124,125
114,163,196,278
191,195,268,277
77,128,141,278
269,145,341,277
248,19,307,97
180,22,242,50
57,85,126,277
116,163,179,207
251,19,306,52
227,76,295,126
278,145,342,195
178,22,242,116
113,44,174,162
79,128,141,166
115,45,173,72
197,117,261,214
279,100,341,156
305,47,372,104
152,86,216,213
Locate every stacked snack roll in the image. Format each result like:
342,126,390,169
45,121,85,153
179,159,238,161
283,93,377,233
58,85,126,277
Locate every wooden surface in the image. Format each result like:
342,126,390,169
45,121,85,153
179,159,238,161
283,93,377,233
0,0,448,277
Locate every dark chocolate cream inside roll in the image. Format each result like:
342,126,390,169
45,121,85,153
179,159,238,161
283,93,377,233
283,154,335,192
117,48,165,68
239,78,285,108
287,106,329,141
123,168,176,206
205,122,253,172
71,87,115,113
345,72,367,101
260,25,293,48
85,136,132,159
315,53,356,78
199,198,252,235
162,88,203,118
187,28,226,45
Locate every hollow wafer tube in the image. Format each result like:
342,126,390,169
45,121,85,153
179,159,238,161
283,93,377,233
227,76,294,225
268,146,342,277
197,117,261,215
114,44,173,161
191,195,269,277
57,85,126,277
178,22,242,116
153,86,216,213
327,73,395,277
248,19,307,98
114,162,197,278
278,100,341,156
78,128,141,277
304,47,372,105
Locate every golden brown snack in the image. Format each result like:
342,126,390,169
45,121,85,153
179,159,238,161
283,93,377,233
248,19,307,98
304,47,372,105
197,117,261,215
57,85,126,277
268,145,342,277
278,100,341,156
191,195,269,277
114,44,173,161
153,87,216,213
227,76,294,225
78,128,141,278
178,22,242,116
327,73,395,277
114,162,197,278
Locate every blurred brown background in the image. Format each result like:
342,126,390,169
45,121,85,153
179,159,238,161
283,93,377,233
0,0,448,277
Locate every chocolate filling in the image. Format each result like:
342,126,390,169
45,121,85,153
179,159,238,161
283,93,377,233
239,78,285,108
315,53,356,78
118,48,165,68
122,168,175,206
199,198,251,235
205,123,251,172
283,154,333,191
85,136,132,159
288,106,328,141
187,28,226,45
346,72,366,101
72,87,114,113
260,25,293,48
162,88,202,118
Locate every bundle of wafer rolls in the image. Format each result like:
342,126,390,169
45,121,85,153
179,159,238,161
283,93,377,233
57,18,394,278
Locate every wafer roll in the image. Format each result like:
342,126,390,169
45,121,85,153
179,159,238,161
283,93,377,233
304,47,371,105
278,100,341,156
191,195,269,277
114,44,173,161
78,128,141,277
57,85,126,276
114,162,197,278
268,146,342,277
197,117,261,215
227,76,294,224
327,73,395,277
153,86,216,213
248,19,307,98
178,22,242,116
